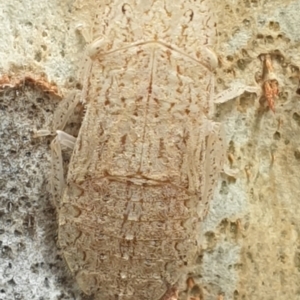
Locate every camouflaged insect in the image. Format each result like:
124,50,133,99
50,0,226,299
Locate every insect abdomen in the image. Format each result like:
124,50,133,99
59,181,200,299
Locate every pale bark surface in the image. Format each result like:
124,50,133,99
0,0,299,299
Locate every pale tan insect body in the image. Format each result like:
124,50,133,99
52,1,226,299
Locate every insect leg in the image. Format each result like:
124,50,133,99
52,90,80,132
51,94,80,204
34,90,80,137
214,82,260,104
50,131,77,207
77,37,107,103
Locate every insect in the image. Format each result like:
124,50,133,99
261,54,279,113
263,80,278,113
47,1,227,299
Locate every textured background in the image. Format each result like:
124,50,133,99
1,0,300,299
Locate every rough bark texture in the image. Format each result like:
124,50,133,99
1,0,300,299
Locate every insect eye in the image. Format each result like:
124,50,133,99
122,3,132,16
184,9,194,22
